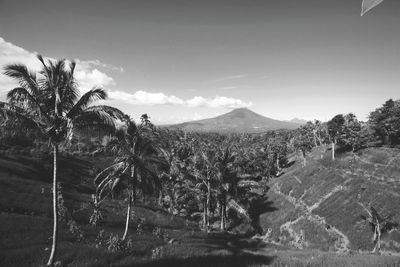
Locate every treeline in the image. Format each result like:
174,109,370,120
295,98,400,161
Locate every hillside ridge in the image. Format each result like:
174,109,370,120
167,108,301,133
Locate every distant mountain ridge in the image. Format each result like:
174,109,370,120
287,118,308,124
166,108,301,133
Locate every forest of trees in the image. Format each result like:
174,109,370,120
1,55,400,265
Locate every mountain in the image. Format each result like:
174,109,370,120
167,108,300,133
288,118,308,125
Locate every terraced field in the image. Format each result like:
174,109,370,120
261,146,400,253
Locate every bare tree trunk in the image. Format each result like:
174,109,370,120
313,130,318,147
158,192,163,207
47,144,58,266
276,153,280,171
374,224,381,254
332,141,335,161
317,132,322,146
122,193,132,241
168,188,176,214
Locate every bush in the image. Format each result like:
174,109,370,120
136,218,145,235
152,226,169,240
67,220,84,242
95,230,132,252
106,234,125,252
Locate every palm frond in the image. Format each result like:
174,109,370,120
6,87,44,115
227,199,250,220
67,87,107,118
94,162,126,184
72,106,124,133
3,64,38,96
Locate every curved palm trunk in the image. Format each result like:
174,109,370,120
123,166,136,241
47,144,58,266
122,194,132,241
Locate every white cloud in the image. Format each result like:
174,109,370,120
211,74,247,83
0,36,116,95
109,90,184,105
0,37,41,94
74,66,115,93
187,95,252,109
186,96,208,107
109,89,252,109
75,59,124,73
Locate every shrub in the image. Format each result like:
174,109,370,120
95,229,107,248
106,234,124,252
67,220,84,242
152,226,169,240
136,218,145,235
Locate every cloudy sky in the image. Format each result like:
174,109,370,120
0,0,399,124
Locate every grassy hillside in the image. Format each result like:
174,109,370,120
261,146,400,253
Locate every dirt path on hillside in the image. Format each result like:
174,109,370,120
271,182,350,252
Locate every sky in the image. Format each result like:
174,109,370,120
0,0,399,124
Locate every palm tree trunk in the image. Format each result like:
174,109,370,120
203,198,207,228
302,150,307,167
220,203,226,231
123,166,135,240
122,194,132,241
47,144,58,266
331,141,335,161
375,224,381,254
206,180,211,230
313,131,318,147
276,153,280,171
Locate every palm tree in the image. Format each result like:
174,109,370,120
213,146,236,231
0,55,124,266
95,116,167,240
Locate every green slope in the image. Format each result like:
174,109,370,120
261,146,400,253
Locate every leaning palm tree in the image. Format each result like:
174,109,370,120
95,116,167,240
359,203,398,253
0,55,124,266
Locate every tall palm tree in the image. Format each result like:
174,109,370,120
95,116,167,240
0,55,124,266
214,146,237,231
